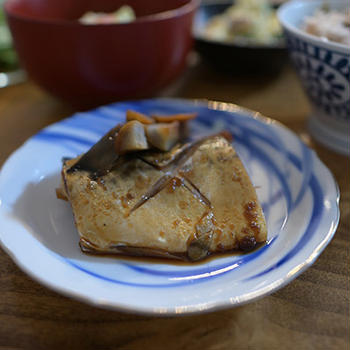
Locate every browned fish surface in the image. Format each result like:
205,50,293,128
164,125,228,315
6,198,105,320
60,134,267,261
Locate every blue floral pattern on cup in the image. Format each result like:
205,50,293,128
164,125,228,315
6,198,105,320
285,32,350,122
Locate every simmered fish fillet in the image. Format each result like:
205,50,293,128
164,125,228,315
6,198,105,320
60,134,267,261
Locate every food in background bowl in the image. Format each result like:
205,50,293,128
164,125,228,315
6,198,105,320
193,0,287,75
79,5,136,25
303,6,350,46
203,0,283,46
57,110,267,262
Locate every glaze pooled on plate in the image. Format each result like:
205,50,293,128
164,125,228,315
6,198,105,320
58,111,267,261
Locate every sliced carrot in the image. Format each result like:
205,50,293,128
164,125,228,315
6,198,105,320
126,110,154,124
152,113,197,123
56,187,68,201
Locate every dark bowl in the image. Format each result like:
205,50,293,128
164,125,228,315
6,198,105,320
4,0,198,108
193,1,288,75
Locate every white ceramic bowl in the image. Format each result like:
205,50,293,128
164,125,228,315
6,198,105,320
278,0,350,155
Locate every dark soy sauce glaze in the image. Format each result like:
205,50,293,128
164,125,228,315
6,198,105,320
80,242,266,266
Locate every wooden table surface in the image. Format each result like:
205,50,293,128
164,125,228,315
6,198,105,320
0,60,349,350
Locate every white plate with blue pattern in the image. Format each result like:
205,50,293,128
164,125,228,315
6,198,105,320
0,99,339,315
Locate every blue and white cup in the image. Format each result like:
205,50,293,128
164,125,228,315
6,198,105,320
278,0,350,155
